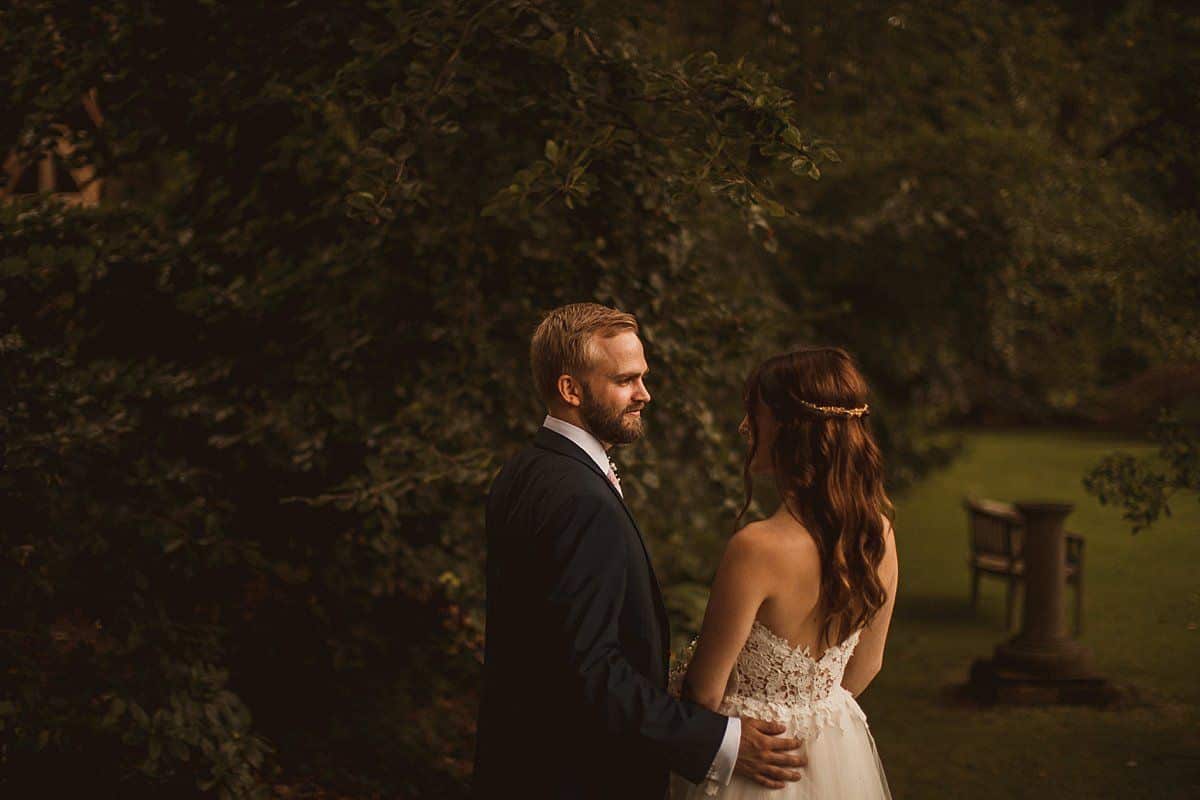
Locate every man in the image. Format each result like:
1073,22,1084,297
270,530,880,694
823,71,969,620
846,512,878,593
471,303,806,799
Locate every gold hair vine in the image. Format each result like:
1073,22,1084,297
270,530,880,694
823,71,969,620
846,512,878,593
796,398,870,418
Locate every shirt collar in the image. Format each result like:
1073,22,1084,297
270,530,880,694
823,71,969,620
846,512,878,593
542,414,611,476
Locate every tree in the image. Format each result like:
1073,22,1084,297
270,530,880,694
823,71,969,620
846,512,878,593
653,0,1200,429
1084,411,1200,534
0,1,839,795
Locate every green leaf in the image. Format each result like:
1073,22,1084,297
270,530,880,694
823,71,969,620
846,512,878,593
762,198,787,217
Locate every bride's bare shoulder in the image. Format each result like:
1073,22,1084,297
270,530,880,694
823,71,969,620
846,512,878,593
721,519,771,563
718,518,785,570
729,514,820,574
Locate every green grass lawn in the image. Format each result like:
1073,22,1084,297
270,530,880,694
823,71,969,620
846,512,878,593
859,428,1200,799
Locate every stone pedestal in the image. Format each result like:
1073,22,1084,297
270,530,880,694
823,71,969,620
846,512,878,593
965,501,1121,707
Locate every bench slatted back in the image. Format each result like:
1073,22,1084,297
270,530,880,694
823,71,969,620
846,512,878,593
964,497,1024,559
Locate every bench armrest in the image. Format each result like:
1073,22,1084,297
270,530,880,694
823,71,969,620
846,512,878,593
1065,531,1085,561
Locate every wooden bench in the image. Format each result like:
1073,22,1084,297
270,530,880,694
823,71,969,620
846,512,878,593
964,496,1085,635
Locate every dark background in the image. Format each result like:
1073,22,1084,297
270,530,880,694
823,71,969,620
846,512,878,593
1,1,1197,797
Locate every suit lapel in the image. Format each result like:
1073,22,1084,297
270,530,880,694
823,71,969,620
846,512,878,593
534,427,671,665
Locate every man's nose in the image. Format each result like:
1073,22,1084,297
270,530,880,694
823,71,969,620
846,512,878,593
635,380,651,403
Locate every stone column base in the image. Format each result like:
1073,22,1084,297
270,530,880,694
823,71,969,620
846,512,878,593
964,658,1126,707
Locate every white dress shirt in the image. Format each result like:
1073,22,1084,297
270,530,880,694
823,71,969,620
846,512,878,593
540,414,741,788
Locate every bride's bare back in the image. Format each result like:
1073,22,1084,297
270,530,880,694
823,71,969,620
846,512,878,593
750,506,899,696
679,503,899,713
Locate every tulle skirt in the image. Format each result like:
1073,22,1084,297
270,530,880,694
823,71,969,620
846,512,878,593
669,689,892,800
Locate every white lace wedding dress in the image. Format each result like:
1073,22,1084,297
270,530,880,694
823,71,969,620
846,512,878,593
668,619,892,799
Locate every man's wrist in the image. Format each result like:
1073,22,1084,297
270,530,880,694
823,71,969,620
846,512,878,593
704,715,741,785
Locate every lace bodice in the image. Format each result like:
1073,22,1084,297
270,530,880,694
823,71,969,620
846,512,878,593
730,620,861,706
670,620,861,710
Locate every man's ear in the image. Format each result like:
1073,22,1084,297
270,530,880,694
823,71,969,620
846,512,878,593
557,374,583,408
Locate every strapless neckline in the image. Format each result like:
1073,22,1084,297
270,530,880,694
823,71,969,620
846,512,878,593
750,618,861,664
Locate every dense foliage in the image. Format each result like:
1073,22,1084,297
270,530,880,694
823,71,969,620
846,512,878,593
659,0,1200,424
0,1,842,796
1,1,1195,797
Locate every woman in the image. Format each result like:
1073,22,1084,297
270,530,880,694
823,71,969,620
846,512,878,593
669,347,898,799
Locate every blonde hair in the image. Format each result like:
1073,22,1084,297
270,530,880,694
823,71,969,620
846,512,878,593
530,303,639,406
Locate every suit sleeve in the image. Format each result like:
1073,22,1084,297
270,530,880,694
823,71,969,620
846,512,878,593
537,491,729,784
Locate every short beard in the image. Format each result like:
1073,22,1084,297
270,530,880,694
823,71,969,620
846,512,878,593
579,382,645,445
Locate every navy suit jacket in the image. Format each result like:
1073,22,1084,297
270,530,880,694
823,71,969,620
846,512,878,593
471,427,728,799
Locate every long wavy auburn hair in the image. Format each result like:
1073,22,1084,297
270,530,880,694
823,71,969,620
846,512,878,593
736,346,895,650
